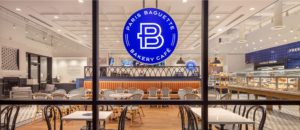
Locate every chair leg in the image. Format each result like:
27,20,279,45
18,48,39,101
130,110,133,126
138,109,143,124
139,106,145,117
32,111,38,124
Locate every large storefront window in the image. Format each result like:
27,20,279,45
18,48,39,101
1,0,300,130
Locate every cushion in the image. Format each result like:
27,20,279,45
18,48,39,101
12,87,31,91
45,84,55,93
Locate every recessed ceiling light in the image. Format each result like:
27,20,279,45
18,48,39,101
105,27,108,29
235,48,237,50
254,47,256,50
16,8,21,11
295,36,298,39
54,16,58,19
218,29,222,31
269,37,271,39
260,39,263,42
79,0,84,3
117,41,119,42
246,44,248,46
276,42,278,44
195,35,198,37
284,39,287,42
184,45,186,46
278,33,281,36
57,30,61,32
253,42,255,44
183,0,187,3
250,8,255,11
216,16,220,18
84,35,87,37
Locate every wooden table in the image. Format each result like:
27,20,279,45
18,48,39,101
214,85,228,97
62,111,113,130
109,93,133,99
191,108,255,130
228,85,300,110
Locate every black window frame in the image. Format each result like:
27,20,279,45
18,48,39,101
1,1,300,130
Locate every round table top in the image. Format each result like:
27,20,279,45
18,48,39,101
109,93,133,98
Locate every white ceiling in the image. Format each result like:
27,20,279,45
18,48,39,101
0,0,280,55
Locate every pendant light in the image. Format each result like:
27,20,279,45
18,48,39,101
211,55,221,64
176,55,185,64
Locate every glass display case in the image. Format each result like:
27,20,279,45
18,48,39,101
235,68,300,76
229,76,300,92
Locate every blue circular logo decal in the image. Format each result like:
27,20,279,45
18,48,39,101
123,8,178,64
186,61,196,71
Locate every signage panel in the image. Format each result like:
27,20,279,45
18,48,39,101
123,8,178,64
186,61,196,71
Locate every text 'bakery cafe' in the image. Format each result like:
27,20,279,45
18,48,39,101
1,0,300,130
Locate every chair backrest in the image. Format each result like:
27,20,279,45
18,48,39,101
78,87,87,97
1,105,20,130
104,90,115,100
183,105,198,130
178,89,186,100
147,87,158,97
52,89,66,94
44,105,63,130
161,87,171,98
208,89,220,100
69,89,80,95
128,87,138,94
184,93,200,100
51,93,68,100
115,87,125,94
45,84,55,93
128,94,143,100
183,87,194,93
245,106,267,130
134,89,144,97
118,106,128,130
178,105,186,130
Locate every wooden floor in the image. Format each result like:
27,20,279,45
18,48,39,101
17,105,255,130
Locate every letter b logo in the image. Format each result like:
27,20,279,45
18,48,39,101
137,23,164,49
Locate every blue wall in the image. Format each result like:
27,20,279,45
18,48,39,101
245,41,300,69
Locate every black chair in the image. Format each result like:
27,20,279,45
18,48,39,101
1,105,20,130
182,106,201,130
102,106,128,130
245,106,267,130
215,105,247,130
44,105,63,130
179,105,187,130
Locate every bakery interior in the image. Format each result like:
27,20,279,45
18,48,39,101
0,0,300,130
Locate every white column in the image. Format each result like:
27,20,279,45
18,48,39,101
237,22,247,43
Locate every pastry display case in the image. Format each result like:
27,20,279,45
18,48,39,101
229,76,300,92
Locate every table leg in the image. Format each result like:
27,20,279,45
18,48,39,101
209,124,212,130
237,91,239,99
255,94,258,100
247,93,250,100
220,124,225,130
220,88,223,97
229,89,232,100
266,96,273,110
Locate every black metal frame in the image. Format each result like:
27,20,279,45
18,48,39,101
1,1,300,130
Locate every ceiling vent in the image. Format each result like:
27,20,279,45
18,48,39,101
28,15,53,27
65,33,77,40
225,14,244,27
